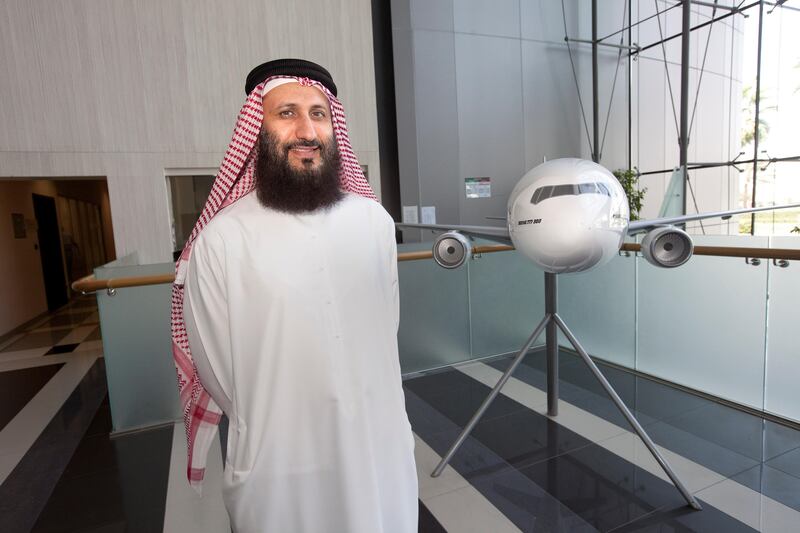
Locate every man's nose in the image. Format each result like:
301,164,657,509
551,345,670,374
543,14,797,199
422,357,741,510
295,115,317,141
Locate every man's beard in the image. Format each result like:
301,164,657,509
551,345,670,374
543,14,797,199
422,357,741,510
254,130,343,213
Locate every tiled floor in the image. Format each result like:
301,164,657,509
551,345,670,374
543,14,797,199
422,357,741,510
1,298,799,532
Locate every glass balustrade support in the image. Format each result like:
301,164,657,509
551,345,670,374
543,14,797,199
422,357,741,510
95,257,181,433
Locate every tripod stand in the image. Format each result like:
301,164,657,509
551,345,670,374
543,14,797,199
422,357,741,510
431,272,701,510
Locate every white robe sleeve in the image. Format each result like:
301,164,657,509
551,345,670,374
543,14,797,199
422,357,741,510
389,223,400,333
183,230,234,415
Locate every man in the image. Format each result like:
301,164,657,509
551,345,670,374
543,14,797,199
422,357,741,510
171,59,418,532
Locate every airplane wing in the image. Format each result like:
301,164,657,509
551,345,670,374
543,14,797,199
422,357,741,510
396,223,512,245
627,203,800,234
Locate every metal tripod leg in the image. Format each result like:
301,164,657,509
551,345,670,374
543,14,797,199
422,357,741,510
431,314,551,477
552,313,702,510
545,273,559,416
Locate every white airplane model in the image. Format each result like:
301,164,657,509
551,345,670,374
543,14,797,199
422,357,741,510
399,158,800,272
397,157,800,511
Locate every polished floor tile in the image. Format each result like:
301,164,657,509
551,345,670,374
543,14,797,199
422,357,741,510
611,500,757,532
34,312,91,330
496,353,710,430
766,446,800,479
32,422,173,533
404,368,527,428
0,331,71,353
470,410,595,470
730,462,800,513
84,326,103,342
0,364,63,432
492,353,787,484
659,403,767,462
643,421,760,480
44,344,80,356
0,358,107,532
517,443,693,532
407,387,598,531
469,464,597,532
423,485,527,533
489,357,645,431
695,475,800,532
0,333,24,352
487,356,591,404
405,361,800,532
418,500,447,533
763,420,800,463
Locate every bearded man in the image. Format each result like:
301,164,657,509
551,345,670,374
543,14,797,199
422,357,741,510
171,59,418,532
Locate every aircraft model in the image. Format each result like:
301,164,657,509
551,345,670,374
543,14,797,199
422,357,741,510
398,157,800,511
399,158,800,273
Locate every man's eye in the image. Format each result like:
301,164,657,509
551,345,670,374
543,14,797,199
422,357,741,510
311,111,326,119
279,110,294,118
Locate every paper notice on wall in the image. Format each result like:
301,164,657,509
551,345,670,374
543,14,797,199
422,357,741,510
421,206,436,225
465,177,491,198
401,205,419,224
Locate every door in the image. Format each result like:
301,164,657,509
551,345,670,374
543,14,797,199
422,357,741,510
32,193,68,311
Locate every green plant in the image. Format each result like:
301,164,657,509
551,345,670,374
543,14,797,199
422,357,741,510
740,85,774,147
613,169,647,221
792,226,799,234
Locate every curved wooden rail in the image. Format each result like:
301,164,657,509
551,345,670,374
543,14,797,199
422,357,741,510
72,243,800,294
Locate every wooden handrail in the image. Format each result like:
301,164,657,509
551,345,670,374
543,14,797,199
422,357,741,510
72,243,800,294
396,244,514,262
621,242,800,259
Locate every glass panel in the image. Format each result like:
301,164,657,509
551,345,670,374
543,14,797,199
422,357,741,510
637,235,769,409
397,242,471,375
764,236,800,422
558,248,637,368
95,256,180,432
469,243,545,359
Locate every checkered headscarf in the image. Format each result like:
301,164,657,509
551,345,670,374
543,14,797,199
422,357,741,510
171,76,376,491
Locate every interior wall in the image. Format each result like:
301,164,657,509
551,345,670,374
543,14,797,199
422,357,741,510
0,182,49,335
0,0,380,263
392,0,582,240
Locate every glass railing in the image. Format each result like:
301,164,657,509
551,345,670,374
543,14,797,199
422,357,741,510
94,253,180,433
93,237,799,432
397,236,800,423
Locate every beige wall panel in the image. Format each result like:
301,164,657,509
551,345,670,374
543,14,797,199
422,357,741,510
0,182,49,335
0,0,380,262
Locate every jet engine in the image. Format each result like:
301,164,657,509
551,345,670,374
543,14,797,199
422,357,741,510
640,226,693,268
432,231,472,269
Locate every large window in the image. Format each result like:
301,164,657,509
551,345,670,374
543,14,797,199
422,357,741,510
738,4,800,235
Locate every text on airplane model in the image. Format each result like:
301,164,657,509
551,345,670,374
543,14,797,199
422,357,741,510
398,158,800,274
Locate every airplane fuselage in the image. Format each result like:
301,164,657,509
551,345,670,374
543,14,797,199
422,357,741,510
507,158,630,273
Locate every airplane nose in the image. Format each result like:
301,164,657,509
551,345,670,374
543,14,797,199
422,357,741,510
512,218,597,273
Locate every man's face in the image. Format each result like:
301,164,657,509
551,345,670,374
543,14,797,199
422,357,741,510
261,83,334,171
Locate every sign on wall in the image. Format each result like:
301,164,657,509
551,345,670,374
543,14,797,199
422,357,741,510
11,213,26,238
465,177,491,199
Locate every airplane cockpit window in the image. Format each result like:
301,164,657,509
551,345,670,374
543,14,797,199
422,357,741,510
531,182,612,204
551,184,576,198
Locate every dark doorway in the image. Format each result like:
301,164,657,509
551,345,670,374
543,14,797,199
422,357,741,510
32,193,68,311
